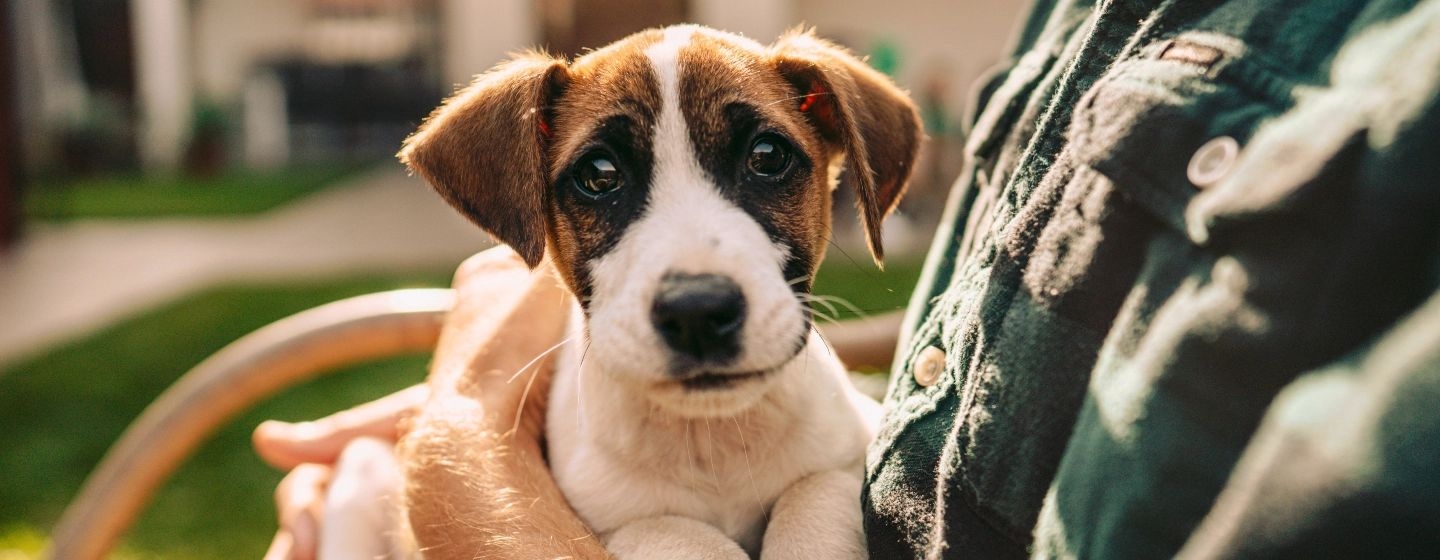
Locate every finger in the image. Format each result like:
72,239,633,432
263,530,295,560
453,246,528,285
420,257,571,448
263,513,319,560
274,464,330,560
254,384,429,470
287,508,320,560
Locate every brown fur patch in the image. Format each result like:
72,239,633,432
768,30,924,264
543,31,666,298
678,32,835,290
400,26,921,292
399,53,568,267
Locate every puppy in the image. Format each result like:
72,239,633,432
325,24,921,559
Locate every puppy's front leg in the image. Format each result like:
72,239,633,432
761,470,867,560
320,437,417,560
604,515,750,560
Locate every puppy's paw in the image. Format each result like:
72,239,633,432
605,515,749,560
762,470,867,560
320,437,417,560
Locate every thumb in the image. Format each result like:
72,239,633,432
253,384,428,469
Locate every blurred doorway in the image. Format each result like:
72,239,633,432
540,0,688,57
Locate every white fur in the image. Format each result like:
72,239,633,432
319,437,415,560
321,25,880,560
581,25,810,417
547,27,878,558
551,320,878,555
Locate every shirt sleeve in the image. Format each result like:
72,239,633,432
1176,286,1440,558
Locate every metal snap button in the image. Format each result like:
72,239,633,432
1187,136,1240,189
913,346,945,388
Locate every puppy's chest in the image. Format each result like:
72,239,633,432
570,442,794,548
546,332,824,548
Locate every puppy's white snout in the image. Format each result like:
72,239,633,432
651,272,746,366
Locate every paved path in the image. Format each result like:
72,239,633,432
0,169,491,368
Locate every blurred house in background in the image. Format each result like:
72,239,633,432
4,0,1022,250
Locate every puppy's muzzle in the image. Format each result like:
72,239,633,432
651,272,746,365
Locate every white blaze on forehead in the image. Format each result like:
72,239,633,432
578,26,805,382
643,24,703,200
646,25,698,104
637,23,785,282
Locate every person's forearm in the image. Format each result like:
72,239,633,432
401,395,611,559
398,252,607,558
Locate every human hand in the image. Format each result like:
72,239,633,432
254,385,428,560
397,251,605,559
254,245,567,560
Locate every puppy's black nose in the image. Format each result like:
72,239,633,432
652,273,745,363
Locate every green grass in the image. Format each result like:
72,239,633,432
25,165,373,221
813,252,924,320
0,257,921,559
0,271,451,559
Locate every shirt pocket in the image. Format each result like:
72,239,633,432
1014,31,1334,326
1066,33,1315,246
959,32,1332,539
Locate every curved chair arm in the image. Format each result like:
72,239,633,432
48,288,456,560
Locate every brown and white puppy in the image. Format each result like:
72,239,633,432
325,24,921,559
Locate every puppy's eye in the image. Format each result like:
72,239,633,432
746,135,792,178
574,155,623,196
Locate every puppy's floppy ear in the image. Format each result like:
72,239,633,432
770,29,922,265
399,52,569,268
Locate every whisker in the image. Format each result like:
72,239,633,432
732,416,770,527
804,335,813,378
797,293,843,323
506,337,575,384
704,418,722,494
505,336,574,438
576,340,593,434
808,293,870,319
799,300,842,325
812,325,840,360
510,354,546,437
684,420,698,489
763,91,837,107
825,230,882,284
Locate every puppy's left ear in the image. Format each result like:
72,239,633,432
770,30,923,265
400,52,570,268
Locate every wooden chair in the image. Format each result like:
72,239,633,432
47,289,456,559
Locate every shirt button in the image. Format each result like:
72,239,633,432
913,346,946,387
1187,135,1240,189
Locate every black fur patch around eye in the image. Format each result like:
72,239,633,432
681,98,821,297
552,114,656,304
676,38,834,300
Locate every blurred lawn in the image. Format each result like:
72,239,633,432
0,256,920,559
25,165,372,221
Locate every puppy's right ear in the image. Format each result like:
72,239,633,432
400,53,570,268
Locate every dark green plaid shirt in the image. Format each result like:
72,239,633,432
863,0,1440,558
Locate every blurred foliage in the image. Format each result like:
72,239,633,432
184,99,235,177
25,165,374,221
869,38,901,77
0,257,921,559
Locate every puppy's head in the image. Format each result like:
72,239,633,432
402,25,920,417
